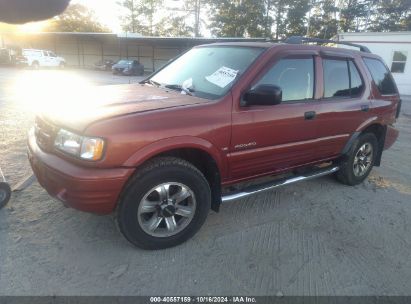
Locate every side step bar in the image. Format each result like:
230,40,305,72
221,166,340,203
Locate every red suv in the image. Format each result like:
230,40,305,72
28,37,401,249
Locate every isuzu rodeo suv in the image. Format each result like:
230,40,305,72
28,37,401,249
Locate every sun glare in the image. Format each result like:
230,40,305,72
11,70,104,120
18,21,48,33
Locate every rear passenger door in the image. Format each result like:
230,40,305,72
315,56,370,159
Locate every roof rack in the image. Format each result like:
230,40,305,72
284,36,371,53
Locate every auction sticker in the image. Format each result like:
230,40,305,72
206,66,239,88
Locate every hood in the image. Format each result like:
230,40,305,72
40,83,210,132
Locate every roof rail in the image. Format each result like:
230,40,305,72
284,36,371,53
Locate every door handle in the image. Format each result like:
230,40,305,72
304,111,316,120
361,105,370,112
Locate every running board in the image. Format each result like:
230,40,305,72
221,166,340,203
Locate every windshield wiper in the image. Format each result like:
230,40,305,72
164,84,195,96
142,79,161,87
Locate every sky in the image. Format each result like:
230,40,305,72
72,0,123,32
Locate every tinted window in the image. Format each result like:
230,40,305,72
323,59,350,98
364,58,397,95
255,58,314,102
323,59,364,98
349,61,364,96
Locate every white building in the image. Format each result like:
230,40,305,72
337,32,411,95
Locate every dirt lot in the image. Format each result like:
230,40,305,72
0,67,410,296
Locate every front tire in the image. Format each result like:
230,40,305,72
32,61,39,70
116,157,211,250
336,133,378,186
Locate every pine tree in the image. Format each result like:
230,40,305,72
286,0,310,36
118,0,163,35
369,0,411,32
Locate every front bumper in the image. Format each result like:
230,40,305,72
28,129,134,214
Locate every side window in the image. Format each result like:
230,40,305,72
363,58,397,95
43,51,48,57
391,51,407,73
323,59,350,98
255,58,314,102
323,59,364,98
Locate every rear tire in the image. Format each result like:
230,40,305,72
116,157,211,250
336,133,378,186
0,182,11,209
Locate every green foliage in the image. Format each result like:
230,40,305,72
286,0,310,37
118,0,163,35
208,0,266,37
157,15,195,37
206,0,409,39
45,4,109,32
307,0,339,39
369,0,411,32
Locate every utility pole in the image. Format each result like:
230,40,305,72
170,0,202,37
131,0,136,33
194,0,201,37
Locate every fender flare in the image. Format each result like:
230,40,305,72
341,118,387,166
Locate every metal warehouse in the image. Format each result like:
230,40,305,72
0,32,265,72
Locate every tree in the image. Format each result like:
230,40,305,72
156,0,200,37
339,0,370,32
286,0,310,37
369,0,411,32
118,0,163,36
207,0,266,37
45,4,109,32
157,15,194,37
308,0,339,39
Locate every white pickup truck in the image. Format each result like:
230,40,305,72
22,49,66,69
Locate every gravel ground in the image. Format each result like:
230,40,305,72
0,67,410,296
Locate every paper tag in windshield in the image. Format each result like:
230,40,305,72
206,66,238,88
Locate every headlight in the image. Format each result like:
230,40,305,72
54,129,105,161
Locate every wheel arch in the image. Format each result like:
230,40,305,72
123,137,226,212
342,122,387,166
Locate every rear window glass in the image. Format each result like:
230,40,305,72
323,59,350,98
363,58,397,95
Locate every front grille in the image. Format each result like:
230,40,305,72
34,117,58,152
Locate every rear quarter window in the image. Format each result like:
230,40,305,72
363,58,397,95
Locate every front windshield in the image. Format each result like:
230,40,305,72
149,46,265,100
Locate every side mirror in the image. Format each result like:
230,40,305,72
243,84,282,106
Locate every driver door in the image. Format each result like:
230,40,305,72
229,55,323,181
